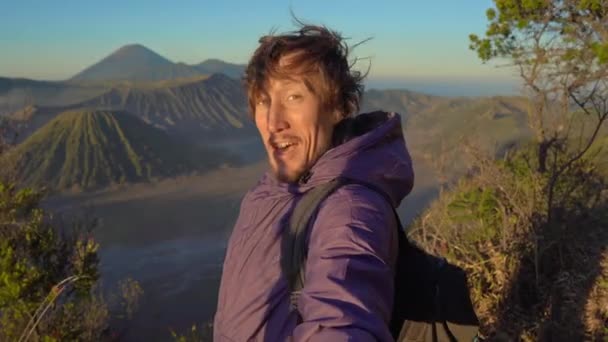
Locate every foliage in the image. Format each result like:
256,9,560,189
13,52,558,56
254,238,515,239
469,0,608,180
409,144,608,341
116,278,144,321
0,181,145,341
436,3,608,338
0,182,100,340
170,321,214,342
470,0,608,65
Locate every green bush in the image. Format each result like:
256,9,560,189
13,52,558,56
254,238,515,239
170,321,214,342
0,182,143,341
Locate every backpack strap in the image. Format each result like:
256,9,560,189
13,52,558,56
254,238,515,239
280,177,396,311
281,178,481,341
280,178,346,310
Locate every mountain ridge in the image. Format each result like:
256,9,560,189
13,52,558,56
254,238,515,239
69,44,246,82
3,109,235,191
7,73,254,143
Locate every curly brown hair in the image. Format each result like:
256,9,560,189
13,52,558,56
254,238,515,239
244,24,367,119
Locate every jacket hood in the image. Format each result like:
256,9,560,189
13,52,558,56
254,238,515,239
260,111,414,208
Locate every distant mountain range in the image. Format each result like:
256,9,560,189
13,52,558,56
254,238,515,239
2,82,534,192
361,90,531,163
0,43,541,193
7,73,254,143
0,44,246,115
2,109,236,191
0,77,106,115
80,73,252,137
70,44,245,82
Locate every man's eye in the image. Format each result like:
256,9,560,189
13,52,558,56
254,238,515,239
256,98,269,105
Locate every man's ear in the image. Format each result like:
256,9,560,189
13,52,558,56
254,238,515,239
331,109,345,124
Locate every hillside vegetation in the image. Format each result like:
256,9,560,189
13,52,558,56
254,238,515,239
406,0,608,340
408,142,607,341
3,109,233,191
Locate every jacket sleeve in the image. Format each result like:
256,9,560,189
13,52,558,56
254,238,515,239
291,184,398,342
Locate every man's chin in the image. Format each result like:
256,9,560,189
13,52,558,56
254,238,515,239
270,164,304,184
274,170,301,184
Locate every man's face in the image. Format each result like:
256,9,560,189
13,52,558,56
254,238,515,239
254,69,341,183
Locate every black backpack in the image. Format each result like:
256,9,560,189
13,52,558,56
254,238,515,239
281,177,481,342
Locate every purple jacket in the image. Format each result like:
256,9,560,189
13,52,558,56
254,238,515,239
214,112,414,341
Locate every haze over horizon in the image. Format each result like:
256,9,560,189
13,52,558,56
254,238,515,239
2,0,521,96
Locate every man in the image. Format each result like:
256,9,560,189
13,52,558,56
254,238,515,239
214,24,414,341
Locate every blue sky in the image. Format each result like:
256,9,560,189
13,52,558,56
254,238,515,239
0,0,520,95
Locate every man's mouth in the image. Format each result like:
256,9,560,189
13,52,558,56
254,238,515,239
270,139,298,157
275,141,296,149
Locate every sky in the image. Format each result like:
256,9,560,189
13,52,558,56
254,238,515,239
0,0,521,95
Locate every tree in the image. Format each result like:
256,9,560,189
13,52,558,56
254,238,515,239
470,0,608,221
0,184,104,341
406,1,608,340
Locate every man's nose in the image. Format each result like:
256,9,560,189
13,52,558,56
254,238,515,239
267,101,289,133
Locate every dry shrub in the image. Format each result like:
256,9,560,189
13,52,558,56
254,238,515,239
171,321,214,342
584,251,608,340
408,143,608,341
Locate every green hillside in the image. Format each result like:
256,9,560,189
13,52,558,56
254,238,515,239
362,91,532,172
3,109,233,191
361,91,531,155
403,95,531,161
588,130,608,175
361,88,439,117
8,105,73,143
